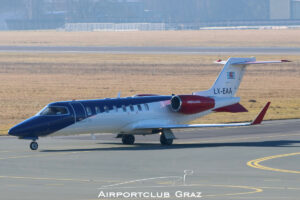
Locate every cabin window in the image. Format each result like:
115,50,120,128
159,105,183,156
137,104,142,111
113,105,118,112
130,105,134,112
144,104,149,111
104,106,109,113
95,106,101,114
122,105,127,112
40,106,69,116
86,107,92,116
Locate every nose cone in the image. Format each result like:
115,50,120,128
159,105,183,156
8,115,74,138
8,121,32,137
8,126,19,136
8,116,43,138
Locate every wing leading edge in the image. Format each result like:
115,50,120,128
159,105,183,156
134,102,271,130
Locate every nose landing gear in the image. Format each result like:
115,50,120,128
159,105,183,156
30,141,38,150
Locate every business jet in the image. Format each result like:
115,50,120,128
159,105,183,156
8,57,289,150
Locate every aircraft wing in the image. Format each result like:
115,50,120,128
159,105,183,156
134,102,270,130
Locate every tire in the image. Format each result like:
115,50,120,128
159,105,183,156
122,135,135,145
160,134,173,145
30,141,38,150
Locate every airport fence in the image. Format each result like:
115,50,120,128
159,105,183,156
64,23,166,31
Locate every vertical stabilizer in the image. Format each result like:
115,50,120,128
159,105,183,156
194,57,256,97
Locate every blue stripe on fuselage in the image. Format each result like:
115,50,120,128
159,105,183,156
50,95,172,116
9,95,172,138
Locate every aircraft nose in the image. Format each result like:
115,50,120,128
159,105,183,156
8,117,39,137
8,128,14,135
8,125,24,136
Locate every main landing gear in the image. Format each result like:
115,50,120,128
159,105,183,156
30,141,38,150
160,134,173,145
160,129,175,146
119,129,175,146
122,135,135,145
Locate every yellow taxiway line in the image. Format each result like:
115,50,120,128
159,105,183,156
247,152,300,174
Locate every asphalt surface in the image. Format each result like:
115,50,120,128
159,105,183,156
1,46,300,54
0,119,299,200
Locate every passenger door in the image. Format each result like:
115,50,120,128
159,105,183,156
70,101,87,122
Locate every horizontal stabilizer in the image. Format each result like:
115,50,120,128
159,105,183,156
213,103,248,113
215,59,291,65
233,60,291,65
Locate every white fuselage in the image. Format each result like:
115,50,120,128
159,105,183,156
52,97,239,136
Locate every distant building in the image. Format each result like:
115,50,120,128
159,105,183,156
2,0,300,30
292,0,300,19
270,0,290,19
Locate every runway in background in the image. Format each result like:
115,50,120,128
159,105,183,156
1,46,300,54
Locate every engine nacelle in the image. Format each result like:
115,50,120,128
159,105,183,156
171,95,215,114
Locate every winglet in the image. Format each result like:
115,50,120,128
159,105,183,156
251,102,271,125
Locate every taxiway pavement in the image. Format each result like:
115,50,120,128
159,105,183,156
0,119,299,200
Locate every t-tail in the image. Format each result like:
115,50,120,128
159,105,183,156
193,57,290,97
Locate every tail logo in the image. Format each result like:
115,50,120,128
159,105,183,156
227,71,235,79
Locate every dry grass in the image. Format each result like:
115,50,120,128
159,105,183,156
0,29,300,47
0,52,299,135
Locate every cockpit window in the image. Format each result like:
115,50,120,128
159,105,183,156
40,106,69,116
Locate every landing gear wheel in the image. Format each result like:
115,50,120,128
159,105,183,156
122,135,135,145
160,134,173,145
30,141,38,150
